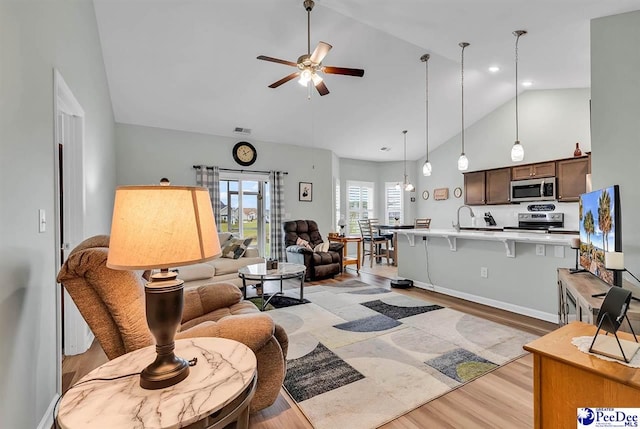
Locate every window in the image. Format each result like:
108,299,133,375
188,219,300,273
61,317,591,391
346,180,374,235
385,182,403,225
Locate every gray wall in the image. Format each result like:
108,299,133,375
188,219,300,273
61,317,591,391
414,88,592,229
0,1,116,427
115,123,335,236
591,11,640,274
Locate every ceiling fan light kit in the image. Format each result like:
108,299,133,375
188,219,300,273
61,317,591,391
257,0,364,97
511,30,527,162
458,42,470,171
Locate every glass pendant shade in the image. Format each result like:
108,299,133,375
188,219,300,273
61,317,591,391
511,141,524,162
422,160,432,176
458,153,469,171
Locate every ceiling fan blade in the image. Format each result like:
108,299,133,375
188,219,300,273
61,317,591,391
257,55,298,68
268,72,300,88
323,66,365,77
309,41,332,64
315,81,330,96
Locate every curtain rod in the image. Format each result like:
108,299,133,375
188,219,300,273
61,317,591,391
192,166,288,175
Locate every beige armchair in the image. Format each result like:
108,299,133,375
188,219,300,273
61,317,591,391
57,235,288,412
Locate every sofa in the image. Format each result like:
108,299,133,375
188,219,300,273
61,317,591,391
283,219,343,281
177,232,265,289
57,235,288,412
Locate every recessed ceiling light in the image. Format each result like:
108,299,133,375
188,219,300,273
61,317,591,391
522,81,533,87
380,146,392,152
488,66,500,73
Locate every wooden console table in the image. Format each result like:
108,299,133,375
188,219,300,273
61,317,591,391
524,322,640,428
328,235,362,273
557,268,640,333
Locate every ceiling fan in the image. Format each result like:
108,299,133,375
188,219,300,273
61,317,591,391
257,0,365,96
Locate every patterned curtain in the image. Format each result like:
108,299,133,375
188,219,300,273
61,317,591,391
269,171,286,261
196,165,221,229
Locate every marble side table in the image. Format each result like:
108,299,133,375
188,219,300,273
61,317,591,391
57,337,257,429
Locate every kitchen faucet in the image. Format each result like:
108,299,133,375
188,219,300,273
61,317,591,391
453,205,475,232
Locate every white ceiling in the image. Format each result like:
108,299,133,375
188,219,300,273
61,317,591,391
93,0,640,162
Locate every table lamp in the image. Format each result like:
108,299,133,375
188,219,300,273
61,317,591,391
107,185,220,389
338,217,346,237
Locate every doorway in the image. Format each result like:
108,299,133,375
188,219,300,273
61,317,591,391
219,174,271,257
53,70,90,393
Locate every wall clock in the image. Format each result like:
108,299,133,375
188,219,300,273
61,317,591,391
232,141,257,166
454,187,463,198
422,190,429,200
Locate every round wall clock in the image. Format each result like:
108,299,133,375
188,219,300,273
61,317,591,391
232,141,257,166
422,190,429,200
454,187,463,198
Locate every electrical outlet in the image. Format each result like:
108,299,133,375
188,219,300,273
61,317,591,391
536,244,545,256
480,267,488,278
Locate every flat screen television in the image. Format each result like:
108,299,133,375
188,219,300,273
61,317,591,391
578,185,621,286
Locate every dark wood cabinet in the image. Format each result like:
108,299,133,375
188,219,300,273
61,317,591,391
464,171,485,205
511,161,556,180
557,156,590,201
485,168,511,204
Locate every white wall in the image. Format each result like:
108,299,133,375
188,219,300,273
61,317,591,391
0,1,116,427
591,11,640,274
115,123,335,236
414,88,591,229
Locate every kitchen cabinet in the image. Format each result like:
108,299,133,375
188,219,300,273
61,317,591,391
485,167,511,204
464,171,485,205
511,161,556,180
557,156,590,202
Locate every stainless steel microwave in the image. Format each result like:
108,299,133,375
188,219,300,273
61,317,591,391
510,178,556,202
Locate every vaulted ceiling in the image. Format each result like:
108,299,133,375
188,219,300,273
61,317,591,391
93,0,640,162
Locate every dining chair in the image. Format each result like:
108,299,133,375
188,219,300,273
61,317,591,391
357,219,391,267
415,218,431,229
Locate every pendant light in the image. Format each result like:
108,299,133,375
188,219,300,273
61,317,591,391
421,54,432,176
458,42,470,171
402,130,415,191
511,30,527,162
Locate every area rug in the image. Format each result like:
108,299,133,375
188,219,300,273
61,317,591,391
267,282,539,429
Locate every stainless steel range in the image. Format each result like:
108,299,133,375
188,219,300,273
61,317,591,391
503,212,564,231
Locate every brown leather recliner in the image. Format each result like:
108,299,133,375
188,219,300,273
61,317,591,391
283,220,343,280
56,235,288,413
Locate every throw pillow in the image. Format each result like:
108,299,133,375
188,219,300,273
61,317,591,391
296,237,313,250
313,242,330,253
221,237,253,259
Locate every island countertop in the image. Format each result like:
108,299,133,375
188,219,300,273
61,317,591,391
388,227,577,257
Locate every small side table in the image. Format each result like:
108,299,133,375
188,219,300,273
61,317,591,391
328,235,362,273
56,338,257,429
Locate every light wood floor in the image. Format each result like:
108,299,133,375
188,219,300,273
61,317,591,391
62,265,556,429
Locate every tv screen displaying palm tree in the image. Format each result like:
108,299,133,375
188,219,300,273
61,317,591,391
578,185,621,286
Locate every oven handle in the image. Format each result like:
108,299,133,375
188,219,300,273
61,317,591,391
540,180,544,196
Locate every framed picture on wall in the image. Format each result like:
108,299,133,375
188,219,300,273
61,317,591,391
299,182,313,202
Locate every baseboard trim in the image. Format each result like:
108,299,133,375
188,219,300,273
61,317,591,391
38,394,59,429
413,283,557,323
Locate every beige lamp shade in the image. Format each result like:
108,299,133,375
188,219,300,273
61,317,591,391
107,186,220,270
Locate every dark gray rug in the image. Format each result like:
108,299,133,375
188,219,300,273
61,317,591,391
361,299,443,320
333,314,402,332
247,295,310,310
346,287,391,295
284,342,364,402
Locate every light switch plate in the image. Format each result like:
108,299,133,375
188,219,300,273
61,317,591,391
536,244,545,256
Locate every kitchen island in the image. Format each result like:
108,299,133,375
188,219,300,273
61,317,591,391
393,228,577,322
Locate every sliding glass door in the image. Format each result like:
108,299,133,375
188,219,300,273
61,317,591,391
219,174,270,257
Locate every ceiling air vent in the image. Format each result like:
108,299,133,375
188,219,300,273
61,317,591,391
234,127,252,135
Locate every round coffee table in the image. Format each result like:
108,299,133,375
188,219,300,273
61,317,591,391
238,262,306,310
